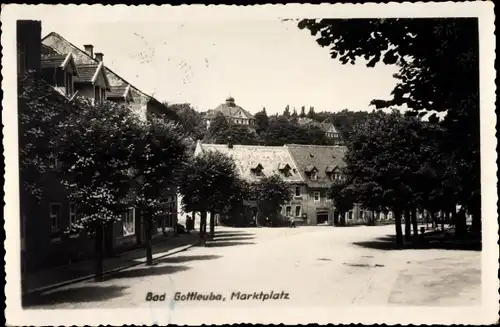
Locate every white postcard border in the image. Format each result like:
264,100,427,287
2,2,497,325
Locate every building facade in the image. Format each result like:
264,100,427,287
18,21,178,274
203,97,256,129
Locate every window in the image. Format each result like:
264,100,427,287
313,191,320,202
65,72,73,96
94,86,101,104
101,87,106,101
295,206,301,217
285,206,292,216
49,203,61,233
360,211,364,220
310,171,318,180
348,211,353,220
69,203,78,226
123,208,135,236
295,186,301,197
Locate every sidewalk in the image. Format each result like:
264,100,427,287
23,231,200,296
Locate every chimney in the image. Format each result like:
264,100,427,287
227,136,233,149
83,44,94,58
16,20,42,74
95,52,104,62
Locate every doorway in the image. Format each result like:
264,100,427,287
317,213,329,225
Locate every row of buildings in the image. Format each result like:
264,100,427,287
186,141,390,226
18,20,179,275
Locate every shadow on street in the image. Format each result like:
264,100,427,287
206,241,256,248
23,285,129,307
155,254,222,264
352,234,482,251
214,236,255,241
105,264,191,280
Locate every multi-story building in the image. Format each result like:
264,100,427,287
203,97,256,129
187,141,390,226
18,21,178,274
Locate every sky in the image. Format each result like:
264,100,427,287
40,19,400,115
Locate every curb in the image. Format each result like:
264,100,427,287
22,240,200,298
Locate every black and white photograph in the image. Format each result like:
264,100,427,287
2,3,497,325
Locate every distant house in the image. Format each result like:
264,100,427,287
203,97,256,129
296,117,343,145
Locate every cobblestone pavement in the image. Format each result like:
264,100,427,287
24,224,480,309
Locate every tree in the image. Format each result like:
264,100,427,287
207,112,229,138
307,106,315,119
58,98,140,281
283,105,291,118
299,106,306,118
251,175,292,226
343,111,443,245
18,71,77,200
177,151,239,243
291,108,298,123
254,107,269,135
129,117,191,265
328,180,356,226
298,18,481,232
169,103,206,140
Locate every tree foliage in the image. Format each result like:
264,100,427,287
177,150,239,214
298,18,481,230
57,99,140,234
251,174,293,225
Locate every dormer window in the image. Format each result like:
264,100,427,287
305,165,318,180
251,163,264,177
278,163,292,177
310,171,318,180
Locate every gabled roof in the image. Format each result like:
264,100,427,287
208,98,255,120
41,44,60,57
305,165,318,173
41,53,79,76
108,84,133,101
74,62,111,90
285,144,348,188
195,142,304,184
41,32,163,107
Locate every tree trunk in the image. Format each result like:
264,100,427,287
441,211,445,231
94,225,104,282
145,217,153,266
200,211,207,246
173,213,178,237
411,207,418,237
454,207,467,239
471,212,481,234
394,209,403,246
404,209,411,241
161,215,166,235
209,212,215,238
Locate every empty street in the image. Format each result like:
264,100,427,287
25,225,480,309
